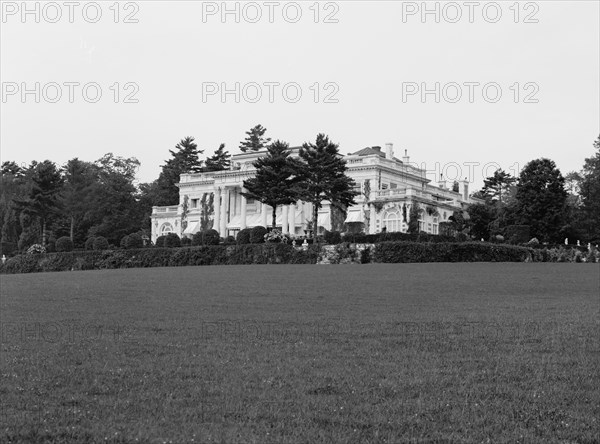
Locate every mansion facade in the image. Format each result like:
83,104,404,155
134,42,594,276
150,144,483,242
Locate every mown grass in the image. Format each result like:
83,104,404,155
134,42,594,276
1,263,598,443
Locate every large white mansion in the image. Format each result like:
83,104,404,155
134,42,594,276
150,144,482,242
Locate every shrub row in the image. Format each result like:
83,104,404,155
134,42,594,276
0,244,320,274
372,241,533,263
340,231,460,244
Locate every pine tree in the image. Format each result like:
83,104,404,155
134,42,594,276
242,141,301,229
297,134,358,239
239,125,271,152
156,137,203,205
482,169,516,203
204,143,231,172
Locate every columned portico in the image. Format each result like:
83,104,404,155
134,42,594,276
282,205,289,234
288,204,296,235
220,188,228,236
240,188,247,230
214,187,221,235
261,203,268,227
369,203,377,234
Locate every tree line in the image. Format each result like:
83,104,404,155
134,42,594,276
1,127,598,254
464,136,600,244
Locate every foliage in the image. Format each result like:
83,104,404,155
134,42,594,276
264,229,290,244
242,140,302,228
407,202,421,234
204,143,231,171
26,244,46,255
121,233,143,249
55,236,74,252
505,225,531,245
155,137,203,206
239,124,271,152
323,230,342,245
192,229,220,246
93,236,109,251
467,203,495,240
250,226,267,244
154,235,166,248
85,237,96,250
236,228,252,245
297,134,358,239
576,136,600,241
181,237,192,246
223,236,236,245
373,241,532,263
514,158,567,242
481,169,516,203
164,233,181,248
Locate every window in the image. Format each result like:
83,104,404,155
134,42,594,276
433,217,439,235
191,199,199,209
160,223,173,235
381,183,389,190
247,198,255,204
383,210,402,232
390,183,398,189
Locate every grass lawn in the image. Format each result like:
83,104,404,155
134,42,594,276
1,263,598,443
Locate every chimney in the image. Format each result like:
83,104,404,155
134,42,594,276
385,143,394,160
461,178,469,201
438,174,446,189
402,149,410,163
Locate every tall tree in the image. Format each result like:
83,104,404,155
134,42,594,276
482,169,516,203
60,158,98,241
407,201,421,234
242,140,301,229
578,136,600,241
239,124,271,152
15,160,63,245
204,143,231,172
156,137,203,205
514,158,567,242
297,134,358,239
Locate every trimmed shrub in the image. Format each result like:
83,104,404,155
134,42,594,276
237,228,252,245
155,236,166,248
85,237,96,250
192,229,220,246
46,238,57,253
250,226,267,244
93,236,109,251
181,237,192,246
506,225,531,244
223,236,236,245
164,233,181,248
55,236,74,252
324,230,342,245
122,233,143,249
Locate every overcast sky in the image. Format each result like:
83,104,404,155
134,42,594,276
1,1,598,189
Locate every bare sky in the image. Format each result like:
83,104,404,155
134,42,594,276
1,1,598,189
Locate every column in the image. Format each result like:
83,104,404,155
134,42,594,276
261,203,268,227
240,188,247,230
369,203,377,234
214,187,221,235
288,204,296,236
281,205,289,234
220,188,228,236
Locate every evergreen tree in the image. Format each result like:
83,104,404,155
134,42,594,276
15,160,63,245
297,134,358,239
578,136,600,241
204,143,231,172
239,124,271,152
60,158,98,242
482,169,516,203
242,140,301,229
156,137,203,205
514,158,567,242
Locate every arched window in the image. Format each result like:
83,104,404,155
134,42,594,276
160,223,173,236
383,210,402,233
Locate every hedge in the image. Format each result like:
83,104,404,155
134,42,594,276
342,232,458,244
0,244,320,274
372,241,533,263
